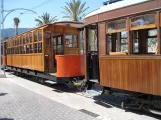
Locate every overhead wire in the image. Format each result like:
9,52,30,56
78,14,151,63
19,0,54,16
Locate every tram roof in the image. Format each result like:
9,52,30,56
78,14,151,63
7,21,83,39
84,0,150,19
51,20,84,28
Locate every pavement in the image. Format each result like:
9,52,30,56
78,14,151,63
0,71,160,120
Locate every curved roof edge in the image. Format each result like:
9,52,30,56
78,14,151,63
7,21,84,39
84,0,151,19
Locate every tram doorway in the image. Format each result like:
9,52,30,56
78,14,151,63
53,35,64,71
86,25,99,83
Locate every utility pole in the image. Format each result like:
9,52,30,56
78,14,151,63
0,0,3,71
0,0,36,75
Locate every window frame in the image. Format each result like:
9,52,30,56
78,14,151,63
106,19,127,34
130,13,156,31
64,34,78,48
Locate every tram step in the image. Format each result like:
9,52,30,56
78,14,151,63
45,80,57,85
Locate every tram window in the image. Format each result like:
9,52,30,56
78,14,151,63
23,36,25,44
46,31,51,48
53,38,57,51
26,45,29,54
17,47,19,54
14,47,17,54
38,31,42,41
38,42,42,53
148,29,157,36
15,38,17,46
20,36,22,45
20,46,22,54
29,33,32,43
64,35,77,48
121,31,128,52
107,19,126,32
108,34,112,52
34,32,37,42
23,45,26,54
131,14,155,28
147,29,157,53
26,34,29,44
57,37,63,53
29,44,33,53
34,43,38,53
132,31,139,53
17,38,19,45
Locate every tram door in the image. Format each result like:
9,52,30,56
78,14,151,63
87,25,99,82
53,35,64,71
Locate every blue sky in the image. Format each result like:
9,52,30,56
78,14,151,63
3,0,105,28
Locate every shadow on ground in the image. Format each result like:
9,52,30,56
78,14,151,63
0,118,14,120
94,94,161,119
9,72,161,119
0,93,8,96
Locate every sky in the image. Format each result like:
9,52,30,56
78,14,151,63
3,0,105,28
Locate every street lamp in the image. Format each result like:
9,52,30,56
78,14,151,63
0,0,37,75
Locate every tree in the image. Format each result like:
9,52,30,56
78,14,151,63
13,17,20,35
62,0,89,21
35,12,57,26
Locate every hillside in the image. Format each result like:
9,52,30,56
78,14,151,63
2,28,31,38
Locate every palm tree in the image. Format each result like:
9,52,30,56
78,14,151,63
13,17,20,35
62,0,89,21
35,12,57,26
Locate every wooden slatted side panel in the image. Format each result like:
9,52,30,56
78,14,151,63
99,56,161,96
6,54,44,72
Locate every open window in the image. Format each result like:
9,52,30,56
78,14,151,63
130,14,157,54
106,19,128,54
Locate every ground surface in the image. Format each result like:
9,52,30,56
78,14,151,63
0,71,161,120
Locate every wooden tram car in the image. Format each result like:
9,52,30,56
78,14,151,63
3,21,85,85
84,0,161,112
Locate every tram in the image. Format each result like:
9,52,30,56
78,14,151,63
3,21,85,86
84,0,161,113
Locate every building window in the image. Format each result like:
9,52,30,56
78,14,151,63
64,35,77,48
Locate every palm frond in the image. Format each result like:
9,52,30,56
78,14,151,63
35,12,57,26
61,0,89,21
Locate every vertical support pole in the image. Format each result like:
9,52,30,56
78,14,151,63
0,0,3,69
127,17,132,55
157,11,161,54
84,27,89,81
117,32,121,52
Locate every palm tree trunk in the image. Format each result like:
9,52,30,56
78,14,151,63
15,26,18,35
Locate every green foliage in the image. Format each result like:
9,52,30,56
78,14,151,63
35,12,57,26
62,0,89,21
13,17,20,35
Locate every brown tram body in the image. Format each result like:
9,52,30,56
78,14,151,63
3,21,85,84
84,0,161,111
